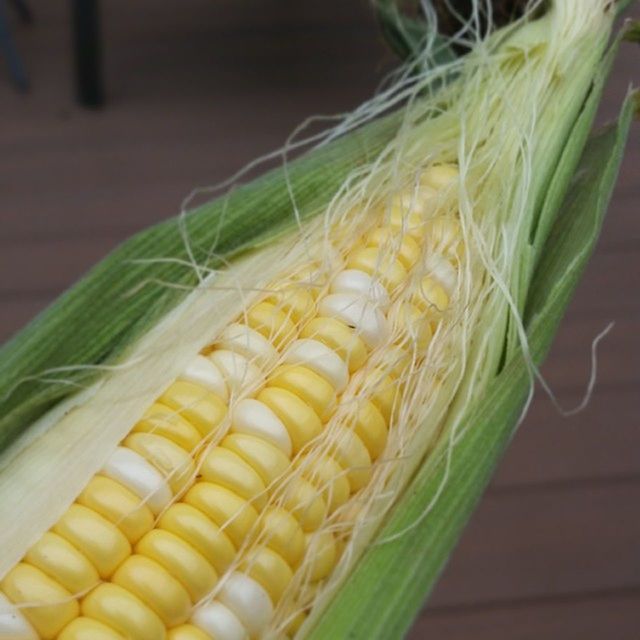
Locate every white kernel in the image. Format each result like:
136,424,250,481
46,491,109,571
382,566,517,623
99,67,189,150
393,186,438,216
191,601,248,640
208,350,265,396
319,293,388,349
217,323,278,368
284,339,349,393
0,593,37,640
424,254,457,294
231,399,292,457
420,164,459,190
330,269,390,308
180,355,229,402
101,447,172,514
218,573,273,638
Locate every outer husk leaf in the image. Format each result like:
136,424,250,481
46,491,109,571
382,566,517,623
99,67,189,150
305,84,636,640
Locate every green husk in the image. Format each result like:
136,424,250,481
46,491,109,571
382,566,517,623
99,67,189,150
303,10,637,634
306,86,636,640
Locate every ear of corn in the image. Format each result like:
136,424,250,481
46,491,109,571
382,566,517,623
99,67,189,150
0,162,463,638
0,1,636,639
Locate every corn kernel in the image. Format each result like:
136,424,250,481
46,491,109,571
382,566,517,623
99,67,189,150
1,564,79,639
53,504,130,579
135,530,217,603
81,583,165,640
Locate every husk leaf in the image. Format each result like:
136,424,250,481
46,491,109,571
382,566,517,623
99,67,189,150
305,83,636,640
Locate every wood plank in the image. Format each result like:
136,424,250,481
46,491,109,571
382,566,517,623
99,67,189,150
411,590,640,639
0,0,387,239
567,248,639,315
0,237,120,296
540,312,639,392
427,479,640,608
0,298,51,344
494,386,640,487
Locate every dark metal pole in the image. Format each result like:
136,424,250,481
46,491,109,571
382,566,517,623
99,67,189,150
0,0,29,90
72,0,104,107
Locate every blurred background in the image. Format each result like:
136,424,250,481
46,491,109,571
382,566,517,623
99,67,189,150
0,1,638,638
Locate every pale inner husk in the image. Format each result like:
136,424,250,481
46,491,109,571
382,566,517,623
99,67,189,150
0,230,323,577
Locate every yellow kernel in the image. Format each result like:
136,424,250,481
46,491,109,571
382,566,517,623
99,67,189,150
58,617,124,640
81,583,165,640
77,476,154,544
391,302,433,351
420,163,459,190
305,530,337,581
300,316,368,373
366,227,421,269
124,432,195,495
221,433,290,486
158,503,236,575
246,301,296,347
349,399,388,461
346,246,407,293
1,563,79,640
296,579,321,607
112,555,191,627
258,507,306,568
360,369,397,422
389,206,425,238
285,608,307,637
257,387,323,454
53,504,131,579
133,403,202,452
376,344,413,379
167,624,212,640
424,216,463,259
329,427,372,492
159,380,227,437
135,530,217,603
25,532,99,596
242,546,293,604
199,446,268,510
414,275,450,318
391,186,439,217
282,478,328,532
333,500,366,535
268,365,337,421
266,286,316,323
295,453,350,513
287,262,328,296
184,482,258,549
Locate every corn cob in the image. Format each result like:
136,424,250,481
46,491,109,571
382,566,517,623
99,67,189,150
0,165,460,640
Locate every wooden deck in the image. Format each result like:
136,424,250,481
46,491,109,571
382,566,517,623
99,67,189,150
1,1,638,637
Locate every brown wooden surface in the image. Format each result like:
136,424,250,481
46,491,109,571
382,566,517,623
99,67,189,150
1,1,638,637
